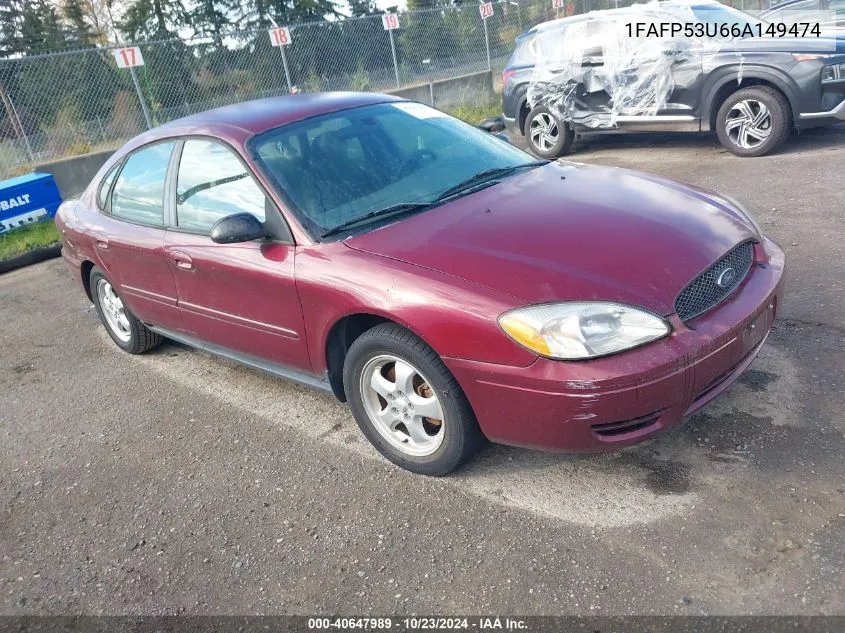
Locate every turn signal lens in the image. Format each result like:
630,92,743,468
499,314,552,356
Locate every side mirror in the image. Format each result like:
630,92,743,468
210,212,266,244
478,115,507,133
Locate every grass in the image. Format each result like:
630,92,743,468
446,101,503,126
0,221,61,260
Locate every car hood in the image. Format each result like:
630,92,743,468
344,162,758,316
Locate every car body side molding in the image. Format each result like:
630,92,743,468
146,324,333,393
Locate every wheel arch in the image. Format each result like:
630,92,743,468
518,97,531,135
703,68,799,132
81,259,96,302
324,312,441,402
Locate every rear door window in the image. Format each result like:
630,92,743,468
110,142,175,226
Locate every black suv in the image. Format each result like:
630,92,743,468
502,0,845,157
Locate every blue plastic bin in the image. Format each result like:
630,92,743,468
0,172,62,234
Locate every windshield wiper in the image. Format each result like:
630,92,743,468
319,162,547,240
434,161,547,202
320,202,433,239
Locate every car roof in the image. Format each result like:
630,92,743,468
762,0,843,12
762,0,812,10
524,0,718,35
154,91,403,137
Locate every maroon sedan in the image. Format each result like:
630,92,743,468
56,93,785,475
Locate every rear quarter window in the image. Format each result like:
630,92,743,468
97,163,120,210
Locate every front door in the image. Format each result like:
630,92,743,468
163,138,312,373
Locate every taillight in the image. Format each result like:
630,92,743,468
502,68,518,87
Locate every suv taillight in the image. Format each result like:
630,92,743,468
502,68,518,87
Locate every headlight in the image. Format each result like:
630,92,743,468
721,193,762,237
498,302,670,360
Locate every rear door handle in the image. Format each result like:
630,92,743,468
170,251,194,270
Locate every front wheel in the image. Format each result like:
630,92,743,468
343,324,484,475
525,105,574,159
715,86,792,157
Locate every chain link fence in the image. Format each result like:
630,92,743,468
0,0,772,178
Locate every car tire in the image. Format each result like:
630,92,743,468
715,86,792,157
90,267,162,354
343,324,485,476
525,105,574,159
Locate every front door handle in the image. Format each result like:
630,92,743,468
170,251,194,271
96,239,109,250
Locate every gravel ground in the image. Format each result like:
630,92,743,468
1,125,844,616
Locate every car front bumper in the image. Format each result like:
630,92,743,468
502,114,519,135
443,237,786,452
798,96,845,127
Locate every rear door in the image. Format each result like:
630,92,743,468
532,14,703,124
95,140,183,330
609,12,703,120
163,138,312,373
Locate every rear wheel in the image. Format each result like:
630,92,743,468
525,105,574,159
715,86,791,157
90,267,162,354
343,324,484,475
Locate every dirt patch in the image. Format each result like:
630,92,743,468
738,369,778,392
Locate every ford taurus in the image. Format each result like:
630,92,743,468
56,93,785,475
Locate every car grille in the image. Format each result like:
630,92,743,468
674,242,754,322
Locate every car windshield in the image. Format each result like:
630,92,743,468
690,3,766,36
250,102,540,237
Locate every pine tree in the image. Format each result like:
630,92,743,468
20,0,68,53
187,0,237,42
119,0,187,40
347,0,379,18
242,0,341,29
61,0,113,45
63,0,95,45
0,0,26,56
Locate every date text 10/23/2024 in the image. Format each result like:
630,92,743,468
307,617,529,630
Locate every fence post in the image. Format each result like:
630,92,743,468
516,0,523,31
0,78,35,163
95,116,106,142
129,66,153,129
388,28,400,88
279,44,293,93
483,13,491,71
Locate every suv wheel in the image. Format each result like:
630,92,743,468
525,105,574,159
716,86,791,157
343,324,484,475
90,266,162,354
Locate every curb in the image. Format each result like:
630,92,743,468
0,244,62,275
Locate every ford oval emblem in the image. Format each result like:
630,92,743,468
716,266,736,289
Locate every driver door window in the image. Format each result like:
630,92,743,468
176,140,266,233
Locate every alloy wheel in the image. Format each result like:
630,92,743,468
529,112,560,152
724,99,772,149
96,279,131,342
359,354,445,457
